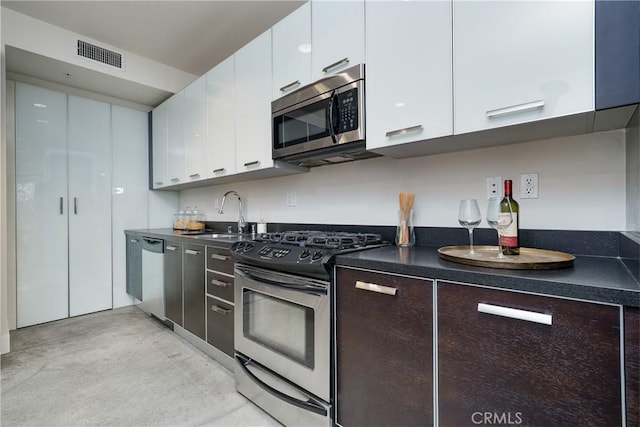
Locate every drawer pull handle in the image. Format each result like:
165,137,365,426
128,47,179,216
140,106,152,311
477,303,552,325
130,239,139,243
280,80,301,92
211,279,230,288
59,197,64,214
189,173,200,179
355,280,397,296
211,254,228,261
170,177,180,183
213,168,226,173
155,181,163,186
211,305,230,315
243,160,260,167
385,124,423,138
486,100,544,118
322,57,349,73
185,249,201,255
166,245,177,251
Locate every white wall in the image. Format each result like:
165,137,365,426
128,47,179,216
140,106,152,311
1,7,195,94
180,129,627,232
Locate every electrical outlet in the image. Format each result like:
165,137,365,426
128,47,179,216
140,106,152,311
520,173,539,199
486,176,502,199
286,191,297,207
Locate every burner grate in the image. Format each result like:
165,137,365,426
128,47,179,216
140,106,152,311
254,230,383,250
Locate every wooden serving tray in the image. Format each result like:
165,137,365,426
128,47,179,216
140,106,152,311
437,246,575,270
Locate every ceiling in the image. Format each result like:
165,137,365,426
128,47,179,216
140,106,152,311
2,0,305,106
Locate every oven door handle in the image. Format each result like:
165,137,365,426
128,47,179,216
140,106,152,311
327,90,338,144
236,354,328,417
235,266,328,296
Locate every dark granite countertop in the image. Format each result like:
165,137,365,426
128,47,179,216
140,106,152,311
125,228,252,248
336,246,640,307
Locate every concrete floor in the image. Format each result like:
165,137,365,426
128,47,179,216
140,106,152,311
0,306,280,426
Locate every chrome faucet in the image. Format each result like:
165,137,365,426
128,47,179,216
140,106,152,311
218,190,246,234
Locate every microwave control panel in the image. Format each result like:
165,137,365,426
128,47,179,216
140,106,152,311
337,88,358,134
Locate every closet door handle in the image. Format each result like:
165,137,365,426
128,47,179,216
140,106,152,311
477,303,552,325
73,197,78,215
59,197,64,215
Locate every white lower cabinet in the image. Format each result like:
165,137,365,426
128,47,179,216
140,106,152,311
15,82,149,326
365,0,453,151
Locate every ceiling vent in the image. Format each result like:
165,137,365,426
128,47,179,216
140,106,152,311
76,40,123,69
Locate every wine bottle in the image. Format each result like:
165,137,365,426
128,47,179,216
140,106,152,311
500,179,520,255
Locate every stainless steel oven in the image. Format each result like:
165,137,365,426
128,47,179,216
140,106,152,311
234,263,331,427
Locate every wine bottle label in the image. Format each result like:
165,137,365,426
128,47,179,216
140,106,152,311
501,212,518,246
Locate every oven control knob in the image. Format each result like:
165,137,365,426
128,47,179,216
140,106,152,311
311,251,324,261
300,249,311,259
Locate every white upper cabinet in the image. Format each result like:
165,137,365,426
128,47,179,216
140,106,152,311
453,0,594,135
365,0,453,151
272,2,312,99
234,29,274,172
151,102,168,189
206,56,236,179
311,0,365,80
166,91,185,185
184,75,207,182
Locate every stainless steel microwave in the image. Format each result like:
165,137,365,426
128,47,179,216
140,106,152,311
271,64,376,167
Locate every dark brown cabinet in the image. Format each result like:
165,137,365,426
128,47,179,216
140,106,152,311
335,266,434,427
205,245,234,357
625,307,639,427
164,241,183,326
183,244,205,340
437,280,623,427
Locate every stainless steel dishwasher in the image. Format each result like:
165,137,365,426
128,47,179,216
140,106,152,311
138,237,165,320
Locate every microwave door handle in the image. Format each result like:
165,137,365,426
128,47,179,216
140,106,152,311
236,354,328,417
327,91,338,144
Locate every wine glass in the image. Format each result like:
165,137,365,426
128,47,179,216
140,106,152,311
458,199,481,256
486,197,513,259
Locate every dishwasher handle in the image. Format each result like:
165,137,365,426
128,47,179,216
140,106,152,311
142,238,164,253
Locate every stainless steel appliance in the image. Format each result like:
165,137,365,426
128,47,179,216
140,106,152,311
271,64,378,167
232,231,387,427
139,237,165,319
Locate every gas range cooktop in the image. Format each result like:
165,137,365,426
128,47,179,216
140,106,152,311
231,230,389,279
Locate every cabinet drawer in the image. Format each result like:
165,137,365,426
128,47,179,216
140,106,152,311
206,246,233,275
206,271,234,302
206,297,234,357
437,280,622,426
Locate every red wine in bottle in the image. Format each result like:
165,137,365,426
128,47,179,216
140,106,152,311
500,179,520,255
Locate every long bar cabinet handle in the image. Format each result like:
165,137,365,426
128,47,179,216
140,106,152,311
211,305,231,315
189,173,200,179
486,100,544,118
211,279,230,288
385,124,423,138
74,197,78,215
211,254,229,261
280,80,301,92
477,303,552,325
170,177,180,183
166,245,177,251
243,160,260,167
355,280,397,296
59,197,64,215
155,181,164,186
322,57,349,73
185,249,201,255
213,168,226,173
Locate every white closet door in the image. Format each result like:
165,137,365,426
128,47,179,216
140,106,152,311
15,83,69,327
68,96,113,316
111,105,149,308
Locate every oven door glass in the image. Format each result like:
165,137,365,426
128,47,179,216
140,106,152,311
243,289,314,369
